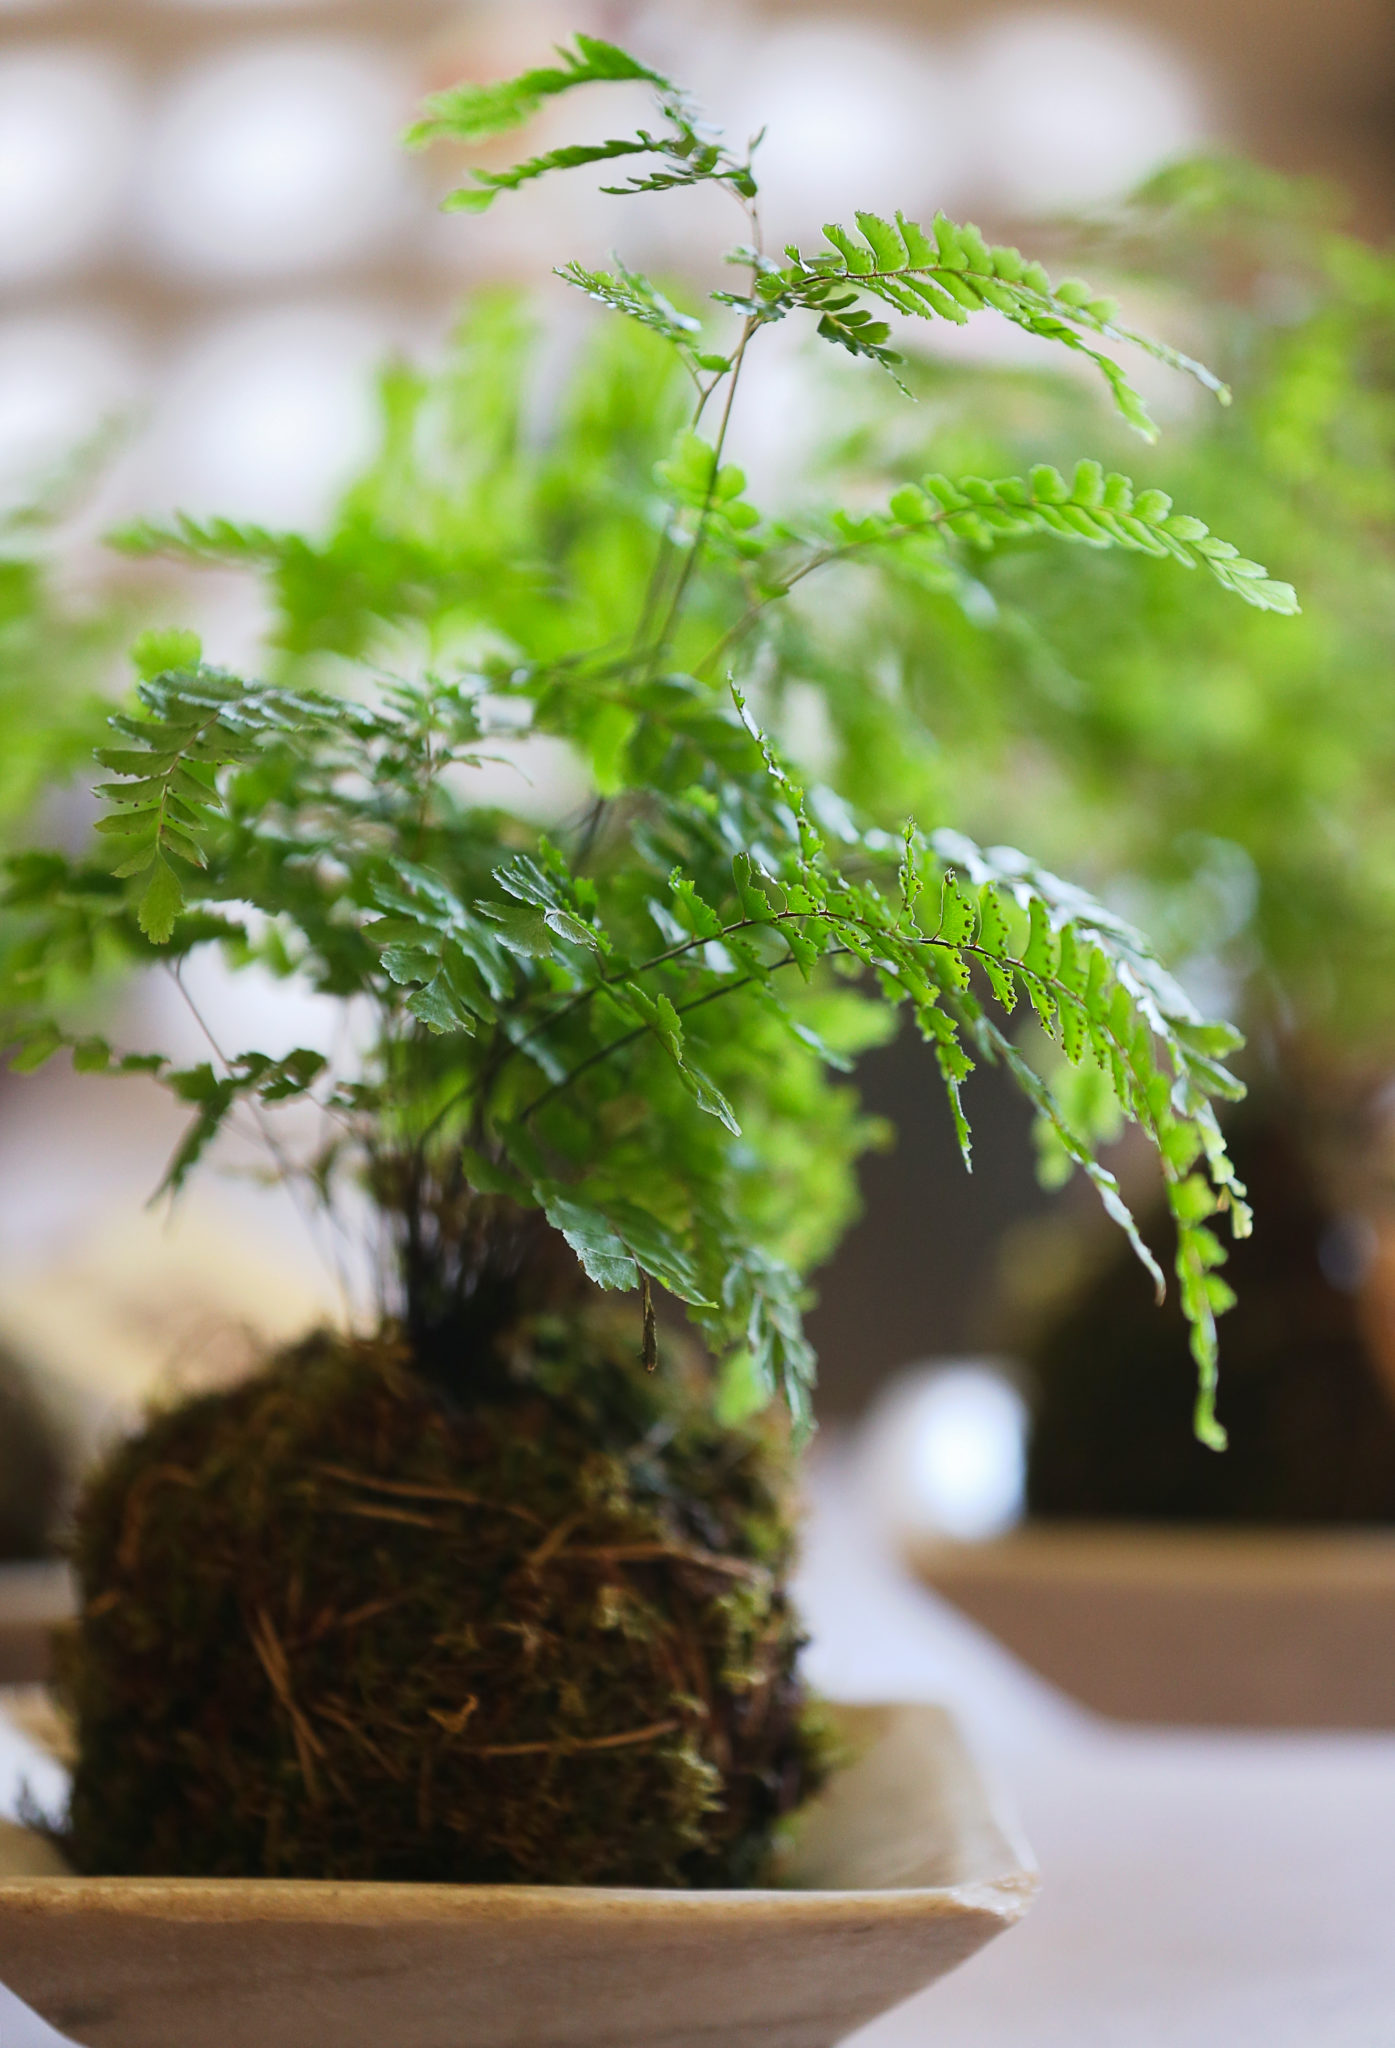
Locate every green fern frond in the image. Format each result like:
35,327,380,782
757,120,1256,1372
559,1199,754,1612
762,211,1230,435
404,34,668,148
556,260,703,349
93,666,332,941
409,34,755,215
108,512,287,570
877,461,1298,612
442,137,658,215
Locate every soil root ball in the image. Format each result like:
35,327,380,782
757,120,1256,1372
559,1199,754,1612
59,1312,828,1885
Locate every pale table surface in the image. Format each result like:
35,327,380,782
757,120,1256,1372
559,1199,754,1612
799,1450,1395,2048
2,1448,1393,2047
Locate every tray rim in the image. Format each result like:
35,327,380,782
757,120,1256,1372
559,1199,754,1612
909,1522,1395,1729
0,1701,1038,1925
911,1519,1395,1590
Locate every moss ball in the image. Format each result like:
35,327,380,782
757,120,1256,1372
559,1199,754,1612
60,1309,826,1885
1026,1109,1395,1520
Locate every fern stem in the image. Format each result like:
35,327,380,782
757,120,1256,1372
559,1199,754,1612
518,972,762,1123
164,962,359,1321
651,314,757,665
508,896,1176,1136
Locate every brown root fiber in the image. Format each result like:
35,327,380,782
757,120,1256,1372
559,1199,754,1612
58,1308,828,1884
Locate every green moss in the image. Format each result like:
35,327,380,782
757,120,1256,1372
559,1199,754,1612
59,1306,827,1884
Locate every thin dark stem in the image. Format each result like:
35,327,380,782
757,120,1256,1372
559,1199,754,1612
418,887,903,1148
628,522,683,663
693,525,917,679
518,972,762,1124
626,195,764,685
450,913,784,1135
164,962,358,1320
572,795,610,876
651,315,757,666
512,897,1158,1132
411,722,437,862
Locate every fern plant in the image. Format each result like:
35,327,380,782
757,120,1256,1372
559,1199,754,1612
778,158,1391,1068
760,157,1395,1516
2,35,1295,1455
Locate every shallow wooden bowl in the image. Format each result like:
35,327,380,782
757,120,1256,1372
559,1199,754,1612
912,1523,1395,1726
0,1702,1035,2048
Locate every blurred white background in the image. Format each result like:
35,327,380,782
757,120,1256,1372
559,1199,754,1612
2,0,1386,605
0,0,1222,532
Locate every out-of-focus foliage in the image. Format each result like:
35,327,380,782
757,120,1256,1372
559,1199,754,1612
113,296,705,677
0,469,125,847
0,461,130,1026
2,46,1290,1441
777,158,1394,1065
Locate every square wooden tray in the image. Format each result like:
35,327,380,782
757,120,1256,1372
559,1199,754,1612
912,1523,1395,1726
0,1702,1036,2048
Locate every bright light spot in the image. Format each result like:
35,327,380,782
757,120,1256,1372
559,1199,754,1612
859,1362,1028,1542
0,318,138,504
448,732,591,827
960,13,1206,211
144,305,386,527
139,41,410,277
726,23,969,246
0,49,135,283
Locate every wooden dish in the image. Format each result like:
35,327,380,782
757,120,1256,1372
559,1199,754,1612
0,1702,1035,2048
911,1522,1395,1726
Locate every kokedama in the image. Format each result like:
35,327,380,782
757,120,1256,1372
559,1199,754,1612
0,37,1293,1882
